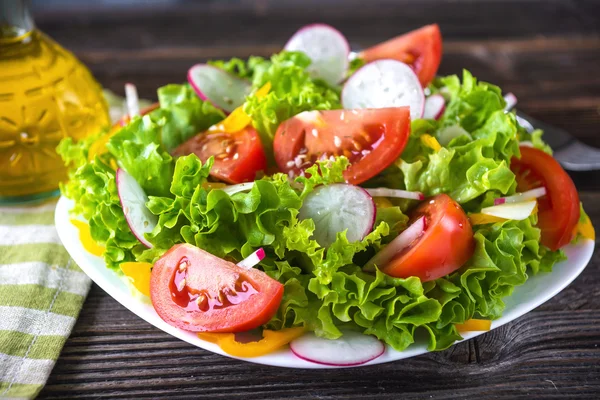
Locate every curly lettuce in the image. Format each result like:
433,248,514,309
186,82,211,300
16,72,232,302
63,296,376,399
59,67,571,353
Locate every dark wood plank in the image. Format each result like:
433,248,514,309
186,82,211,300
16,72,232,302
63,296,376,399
39,193,600,399
66,36,600,148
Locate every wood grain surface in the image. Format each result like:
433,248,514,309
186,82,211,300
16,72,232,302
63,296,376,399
34,0,600,398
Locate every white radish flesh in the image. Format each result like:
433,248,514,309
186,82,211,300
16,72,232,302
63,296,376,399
290,331,385,366
284,24,350,85
299,184,375,248
364,216,426,272
494,187,546,205
437,124,471,146
423,94,445,120
504,92,517,112
187,64,251,113
481,200,537,221
116,169,158,248
341,60,424,121
519,141,534,148
237,248,266,269
125,83,140,118
365,188,424,201
222,182,256,195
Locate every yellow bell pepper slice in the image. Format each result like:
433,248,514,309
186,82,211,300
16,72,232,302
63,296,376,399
469,202,538,225
420,134,442,152
198,327,305,357
373,197,393,209
119,262,153,297
456,319,492,332
70,219,105,257
468,213,508,225
209,82,271,134
573,214,595,241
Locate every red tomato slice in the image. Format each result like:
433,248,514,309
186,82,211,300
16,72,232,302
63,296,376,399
383,194,474,282
172,126,267,184
150,244,284,333
511,146,580,250
359,24,442,87
273,108,411,185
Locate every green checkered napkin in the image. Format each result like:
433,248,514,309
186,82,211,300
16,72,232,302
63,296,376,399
0,200,90,399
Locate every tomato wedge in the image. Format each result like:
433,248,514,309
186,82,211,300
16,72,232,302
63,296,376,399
382,194,474,282
510,146,580,250
273,108,411,185
172,126,267,184
150,244,284,333
359,24,442,87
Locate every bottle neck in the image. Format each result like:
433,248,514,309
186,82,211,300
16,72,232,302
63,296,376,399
0,0,34,42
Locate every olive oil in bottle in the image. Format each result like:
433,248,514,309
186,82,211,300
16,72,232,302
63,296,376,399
0,0,109,203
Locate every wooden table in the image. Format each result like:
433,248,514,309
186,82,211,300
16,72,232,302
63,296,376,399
35,1,600,398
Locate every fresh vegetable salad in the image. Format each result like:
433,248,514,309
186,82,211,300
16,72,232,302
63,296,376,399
58,23,594,365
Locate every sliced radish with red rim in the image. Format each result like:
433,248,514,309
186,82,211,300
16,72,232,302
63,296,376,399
423,94,445,120
494,187,546,205
298,183,375,248
364,216,426,272
290,331,385,366
188,64,251,113
504,92,517,112
342,59,425,121
237,248,266,269
365,188,424,201
116,169,158,248
284,24,350,85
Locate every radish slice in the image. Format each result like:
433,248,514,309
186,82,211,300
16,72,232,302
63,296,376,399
222,182,255,195
481,200,537,221
125,83,140,118
364,216,425,272
438,124,471,146
494,187,546,205
237,248,266,269
284,24,350,85
423,94,445,120
298,184,375,248
365,188,424,201
504,92,517,112
519,141,534,148
187,64,251,113
116,169,158,248
290,331,385,366
341,59,425,121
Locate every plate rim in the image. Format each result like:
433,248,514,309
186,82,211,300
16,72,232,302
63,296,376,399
55,195,595,369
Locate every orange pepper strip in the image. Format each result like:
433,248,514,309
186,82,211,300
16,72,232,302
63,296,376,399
209,82,271,134
70,219,105,256
120,262,153,297
456,319,492,332
198,327,305,357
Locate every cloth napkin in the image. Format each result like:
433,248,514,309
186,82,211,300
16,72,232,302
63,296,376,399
0,200,91,399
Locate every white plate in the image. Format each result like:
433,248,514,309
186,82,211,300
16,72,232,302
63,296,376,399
55,196,595,369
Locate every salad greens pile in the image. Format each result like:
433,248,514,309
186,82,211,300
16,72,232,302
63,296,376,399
58,50,567,352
